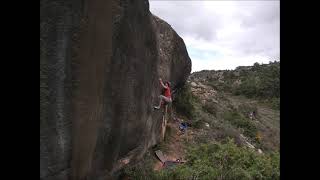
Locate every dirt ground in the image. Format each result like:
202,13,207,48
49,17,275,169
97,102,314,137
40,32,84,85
153,115,193,171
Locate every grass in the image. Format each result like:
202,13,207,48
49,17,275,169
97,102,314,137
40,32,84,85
124,139,280,180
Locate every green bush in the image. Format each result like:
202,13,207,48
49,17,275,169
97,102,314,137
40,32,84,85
232,61,280,102
223,111,258,140
270,98,280,110
191,118,204,129
152,139,279,180
259,98,280,111
234,76,258,98
202,100,218,116
187,109,206,129
207,79,233,92
173,84,197,119
125,140,279,180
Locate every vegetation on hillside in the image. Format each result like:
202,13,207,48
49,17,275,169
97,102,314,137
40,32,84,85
173,84,197,119
125,139,279,180
233,62,280,109
194,61,280,110
124,61,280,179
223,111,257,141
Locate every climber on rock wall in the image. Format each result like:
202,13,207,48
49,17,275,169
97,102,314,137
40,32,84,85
154,78,172,110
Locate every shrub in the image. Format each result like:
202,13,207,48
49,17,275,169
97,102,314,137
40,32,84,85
154,139,280,180
232,61,280,102
260,98,280,111
189,109,208,129
223,111,258,140
270,98,280,110
202,100,218,116
125,140,279,180
173,84,196,119
234,76,258,98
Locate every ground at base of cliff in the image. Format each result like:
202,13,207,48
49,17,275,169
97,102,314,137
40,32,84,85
120,62,279,179
121,87,279,179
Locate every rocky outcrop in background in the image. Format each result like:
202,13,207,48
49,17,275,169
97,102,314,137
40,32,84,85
40,0,191,179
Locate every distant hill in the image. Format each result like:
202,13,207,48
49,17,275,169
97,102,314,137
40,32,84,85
174,61,280,152
189,61,280,109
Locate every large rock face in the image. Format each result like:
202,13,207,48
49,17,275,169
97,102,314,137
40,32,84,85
40,0,191,179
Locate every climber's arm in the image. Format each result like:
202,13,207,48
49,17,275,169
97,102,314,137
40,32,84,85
159,78,168,89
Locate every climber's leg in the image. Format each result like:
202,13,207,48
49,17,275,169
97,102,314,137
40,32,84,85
161,95,172,104
154,95,172,109
154,96,162,109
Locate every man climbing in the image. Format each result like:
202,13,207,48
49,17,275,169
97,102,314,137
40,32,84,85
154,78,172,110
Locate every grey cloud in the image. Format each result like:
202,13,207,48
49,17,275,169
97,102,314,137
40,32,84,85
229,2,279,59
150,1,221,41
238,1,280,28
150,0,280,69
242,26,278,57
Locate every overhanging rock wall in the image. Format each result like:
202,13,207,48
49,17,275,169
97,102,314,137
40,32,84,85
40,0,191,179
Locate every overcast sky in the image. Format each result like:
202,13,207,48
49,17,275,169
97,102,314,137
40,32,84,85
149,0,280,72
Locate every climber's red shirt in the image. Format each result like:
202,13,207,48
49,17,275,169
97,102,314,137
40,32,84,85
164,86,171,98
